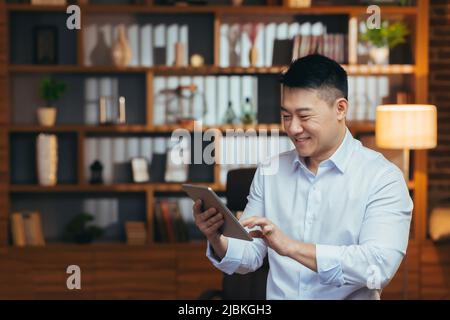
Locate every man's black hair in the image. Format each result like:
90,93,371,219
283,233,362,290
280,54,348,105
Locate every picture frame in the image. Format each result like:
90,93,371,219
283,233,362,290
131,157,150,183
33,26,58,65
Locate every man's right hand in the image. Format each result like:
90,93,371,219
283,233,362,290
192,199,228,260
193,199,224,242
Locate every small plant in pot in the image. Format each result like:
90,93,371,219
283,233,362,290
62,212,104,244
37,75,66,127
360,20,409,65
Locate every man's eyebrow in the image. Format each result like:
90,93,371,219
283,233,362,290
280,106,312,112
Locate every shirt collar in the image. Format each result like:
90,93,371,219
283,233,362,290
292,127,355,174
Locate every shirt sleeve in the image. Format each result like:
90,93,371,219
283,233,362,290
315,166,413,288
206,165,268,275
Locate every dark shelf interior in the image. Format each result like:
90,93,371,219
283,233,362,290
10,132,78,185
10,192,147,243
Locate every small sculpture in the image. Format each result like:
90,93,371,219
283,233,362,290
89,160,104,184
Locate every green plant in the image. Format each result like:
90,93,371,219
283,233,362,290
360,20,409,49
62,213,103,244
39,75,66,107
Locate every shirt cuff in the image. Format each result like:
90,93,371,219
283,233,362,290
316,244,345,287
206,237,246,275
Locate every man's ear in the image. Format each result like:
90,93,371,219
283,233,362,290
336,98,348,121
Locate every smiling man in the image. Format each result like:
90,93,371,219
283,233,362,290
193,54,413,299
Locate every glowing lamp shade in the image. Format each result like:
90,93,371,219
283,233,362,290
375,104,437,181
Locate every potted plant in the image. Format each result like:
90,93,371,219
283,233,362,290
37,75,66,126
360,20,409,65
62,213,104,244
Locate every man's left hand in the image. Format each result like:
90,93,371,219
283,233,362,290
241,216,293,256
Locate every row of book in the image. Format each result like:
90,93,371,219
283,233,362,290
82,76,259,126
154,199,191,243
220,21,347,67
292,32,347,64
84,23,189,67
347,76,390,121
10,212,45,247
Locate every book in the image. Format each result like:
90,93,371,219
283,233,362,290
179,25,189,67
10,212,45,247
10,212,26,247
220,24,229,67
30,212,45,246
255,23,265,67
204,76,217,125
160,200,176,243
272,39,294,65
264,23,276,66
168,201,189,242
140,24,153,66
166,24,179,66
127,24,139,66
153,77,167,125
154,201,167,242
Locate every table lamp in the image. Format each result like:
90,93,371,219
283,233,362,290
375,104,437,181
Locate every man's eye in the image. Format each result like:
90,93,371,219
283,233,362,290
282,115,292,120
300,116,310,120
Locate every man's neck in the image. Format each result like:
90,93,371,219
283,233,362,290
305,126,347,175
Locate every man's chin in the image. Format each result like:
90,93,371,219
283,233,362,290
295,147,312,158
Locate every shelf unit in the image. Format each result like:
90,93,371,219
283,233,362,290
0,0,432,299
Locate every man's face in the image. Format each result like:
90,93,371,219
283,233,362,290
281,87,345,160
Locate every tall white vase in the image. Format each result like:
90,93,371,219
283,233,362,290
36,134,58,186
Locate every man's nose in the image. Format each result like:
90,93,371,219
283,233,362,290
288,117,304,135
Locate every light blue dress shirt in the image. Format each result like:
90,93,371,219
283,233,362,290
206,127,413,300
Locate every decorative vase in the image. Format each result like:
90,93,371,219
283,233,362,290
37,107,57,127
36,134,58,186
369,46,389,65
111,25,132,67
249,46,258,67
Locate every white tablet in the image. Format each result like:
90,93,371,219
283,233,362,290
182,184,253,241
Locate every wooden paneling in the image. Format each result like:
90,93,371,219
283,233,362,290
176,243,222,299
420,242,450,300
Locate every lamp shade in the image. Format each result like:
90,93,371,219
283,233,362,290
375,104,437,149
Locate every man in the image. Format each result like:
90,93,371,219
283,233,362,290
193,54,413,299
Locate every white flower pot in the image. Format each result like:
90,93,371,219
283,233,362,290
36,134,58,186
37,107,57,127
369,46,389,65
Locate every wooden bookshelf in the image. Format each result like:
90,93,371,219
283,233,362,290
0,0,435,300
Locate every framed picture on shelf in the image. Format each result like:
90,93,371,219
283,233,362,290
33,26,58,65
131,157,150,183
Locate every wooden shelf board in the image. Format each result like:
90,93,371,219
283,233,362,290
8,64,416,75
8,121,375,135
6,4,419,15
9,182,222,193
6,241,208,252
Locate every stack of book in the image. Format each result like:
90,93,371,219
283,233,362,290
10,212,45,247
125,221,147,245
